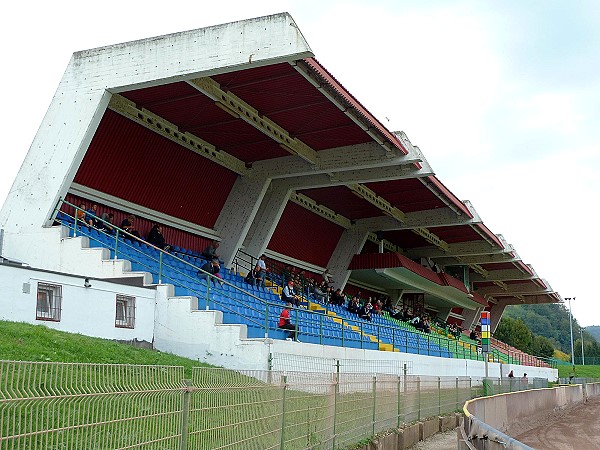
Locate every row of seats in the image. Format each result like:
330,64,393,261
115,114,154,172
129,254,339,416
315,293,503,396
58,213,513,360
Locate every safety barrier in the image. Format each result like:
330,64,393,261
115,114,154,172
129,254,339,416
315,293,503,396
0,360,546,449
460,382,600,449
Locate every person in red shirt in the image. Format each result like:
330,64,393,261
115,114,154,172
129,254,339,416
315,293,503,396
278,303,298,341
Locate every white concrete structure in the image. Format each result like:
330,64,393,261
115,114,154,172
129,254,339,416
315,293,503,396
0,13,559,382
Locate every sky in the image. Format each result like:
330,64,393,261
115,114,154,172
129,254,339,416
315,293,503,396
2,1,599,326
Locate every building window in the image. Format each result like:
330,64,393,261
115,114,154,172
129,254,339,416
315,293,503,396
115,294,135,328
36,283,62,322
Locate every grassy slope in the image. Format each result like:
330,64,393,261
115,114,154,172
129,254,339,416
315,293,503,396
557,364,600,379
0,320,211,377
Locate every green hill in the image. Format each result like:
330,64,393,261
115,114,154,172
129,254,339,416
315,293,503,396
0,320,211,377
501,304,599,360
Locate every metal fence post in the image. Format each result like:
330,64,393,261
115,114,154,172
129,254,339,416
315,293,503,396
158,251,163,284
205,280,210,310
417,377,421,421
456,377,460,411
280,375,288,450
403,364,408,394
438,376,441,415
372,376,377,437
114,229,119,259
179,379,192,450
397,375,402,428
332,367,339,448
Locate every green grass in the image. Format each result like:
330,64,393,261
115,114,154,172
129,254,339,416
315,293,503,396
557,364,600,379
0,320,212,377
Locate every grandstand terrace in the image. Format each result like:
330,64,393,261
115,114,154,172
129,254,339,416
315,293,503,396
0,13,558,379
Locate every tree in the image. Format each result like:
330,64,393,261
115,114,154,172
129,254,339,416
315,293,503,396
494,317,534,353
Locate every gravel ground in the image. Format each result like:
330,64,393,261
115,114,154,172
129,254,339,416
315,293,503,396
408,429,457,450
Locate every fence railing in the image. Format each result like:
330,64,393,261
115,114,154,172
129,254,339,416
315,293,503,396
0,360,547,450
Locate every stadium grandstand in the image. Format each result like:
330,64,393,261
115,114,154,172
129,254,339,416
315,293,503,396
0,13,558,380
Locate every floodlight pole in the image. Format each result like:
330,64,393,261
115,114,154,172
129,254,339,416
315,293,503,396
566,297,575,366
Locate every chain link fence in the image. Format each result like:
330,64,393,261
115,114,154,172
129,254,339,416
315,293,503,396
0,360,547,449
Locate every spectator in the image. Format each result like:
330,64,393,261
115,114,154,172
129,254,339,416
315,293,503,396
146,224,170,251
358,300,373,321
322,268,333,285
330,288,344,306
244,266,259,286
120,214,141,239
281,280,300,307
522,373,528,385
99,212,115,234
507,370,514,378
202,240,220,261
85,203,101,228
75,202,86,222
313,281,327,302
347,296,360,314
254,254,268,287
197,257,223,286
278,303,298,341
469,329,478,341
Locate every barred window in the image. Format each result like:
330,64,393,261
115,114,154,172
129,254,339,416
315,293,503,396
115,294,135,328
36,283,62,322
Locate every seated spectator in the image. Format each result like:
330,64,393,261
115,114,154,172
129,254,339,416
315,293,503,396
469,329,478,341
330,288,344,306
358,300,373,321
373,299,383,315
85,203,101,228
244,267,259,285
202,240,220,261
421,317,431,333
313,281,327,302
99,212,115,234
281,280,300,307
347,296,360,314
410,314,421,328
120,214,141,239
146,224,170,251
75,202,86,222
278,303,298,341
197,257,223,286
382,298,393,314
389,305,402,320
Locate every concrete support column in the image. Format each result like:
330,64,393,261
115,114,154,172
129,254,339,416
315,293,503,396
213,176,271,268
489,300,510,334
326,226,370,290
436,307,452,323
242,182,292,259
461,307,483,332
386,289,403,306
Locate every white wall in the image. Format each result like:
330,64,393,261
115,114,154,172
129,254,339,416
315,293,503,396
0,263,156,342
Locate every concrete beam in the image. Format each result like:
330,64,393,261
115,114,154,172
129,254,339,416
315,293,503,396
250,140,424,179
355,208,477,232
404,241,506,259
274,164,430,191
0,13,313,236
470,269,536,283
474,283,552,296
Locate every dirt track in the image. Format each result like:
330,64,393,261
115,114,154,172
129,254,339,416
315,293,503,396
513,396,600,449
